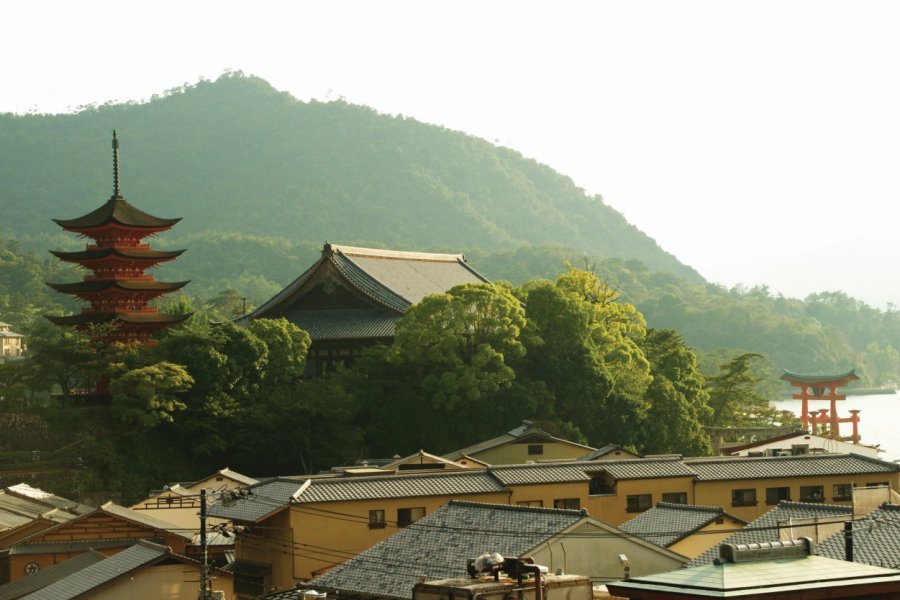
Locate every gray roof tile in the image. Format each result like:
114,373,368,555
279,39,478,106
306,501,588,600
488,463,593,486
684,454,900,481
590,459,697,480
296,471,506,503
687,501,853,566
817,503,900,567
208,479,306,522
620,503,736,547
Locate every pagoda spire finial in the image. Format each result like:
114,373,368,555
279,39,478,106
112,130,121,198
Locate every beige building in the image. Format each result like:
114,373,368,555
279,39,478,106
443,420,596,466
210,453,900,591
0,323,25,361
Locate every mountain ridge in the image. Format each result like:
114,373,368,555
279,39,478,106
0,72,701,283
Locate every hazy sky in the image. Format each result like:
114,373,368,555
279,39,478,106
4,1,899,306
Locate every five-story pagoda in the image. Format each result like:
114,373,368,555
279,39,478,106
46,132,190,345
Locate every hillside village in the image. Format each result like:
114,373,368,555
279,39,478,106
2,111,900,599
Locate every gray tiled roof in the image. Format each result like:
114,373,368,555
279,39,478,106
296,471,506,503
817,503,900,567
684,454,900,481
20,540,169,600
619,503,736,547
282,308,398,340
0,551,105,600
687,501,853,566
589,459,697,480
237,244,491,330
306,500,588,600
208,479,305,522
488,462,593,486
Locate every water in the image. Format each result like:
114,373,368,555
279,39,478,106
773,393,900,461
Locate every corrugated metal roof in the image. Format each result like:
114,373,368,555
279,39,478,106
11,537,162,555
0,508,32,531
0,550,105,600
20,539,170,600
684,454,900,481
98,502,191,539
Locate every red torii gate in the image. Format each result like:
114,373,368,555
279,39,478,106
780,369,861,442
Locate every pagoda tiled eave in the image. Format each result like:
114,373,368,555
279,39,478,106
50,247,185,262
47,280,189,293
45,312,191,326
53,196,180,233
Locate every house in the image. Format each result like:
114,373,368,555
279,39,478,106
210,453,900,592
619,502,746,559
724,430,881,459
11,539,234,599
606,537,900,599
0,323,26,361
442,420,596,466
234,243,492,377
0,485,92,585
303,501,685,600
3,502,191,583
130,467,257,531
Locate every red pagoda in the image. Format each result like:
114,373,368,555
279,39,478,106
46,131,190,345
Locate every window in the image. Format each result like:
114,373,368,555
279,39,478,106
397,507,425,527
589,472,616,495
662,492,687,504
517,500,543,507
832,484,852,501
765,487,791,505
731,488,757,506
553,498,580,510
368,509,386,529
527,444,544,456
626,494,652,513
800,485,825,502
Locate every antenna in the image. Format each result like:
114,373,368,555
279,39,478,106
112,130,121,198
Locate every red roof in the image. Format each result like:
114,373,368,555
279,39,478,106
53,196,180,231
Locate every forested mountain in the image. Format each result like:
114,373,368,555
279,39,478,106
0,72,698,282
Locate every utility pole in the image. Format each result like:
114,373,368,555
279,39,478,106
199,488,209,600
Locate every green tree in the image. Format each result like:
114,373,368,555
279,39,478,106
706,353,772,427
639,329,712,455
110,362,194,428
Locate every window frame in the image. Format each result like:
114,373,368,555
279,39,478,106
661,492,687,504
553,498,581,510
765,486,791,505
626,494,652,513
368,509,386,529
799,485,825,502
731,488,757,507
527,444,544,456
832,483,852,501
397,506,425,528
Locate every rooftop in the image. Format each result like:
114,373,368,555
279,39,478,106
620,502,745,547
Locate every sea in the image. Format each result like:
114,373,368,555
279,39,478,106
773,393,900,462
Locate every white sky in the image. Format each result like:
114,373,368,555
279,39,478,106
4,0,900,307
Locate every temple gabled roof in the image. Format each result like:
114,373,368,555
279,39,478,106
53,196,180,231
235,243,491,332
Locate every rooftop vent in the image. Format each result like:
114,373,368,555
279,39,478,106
717,537,814,564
